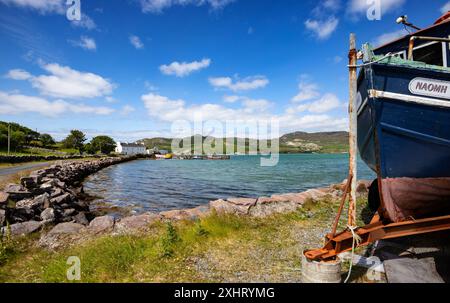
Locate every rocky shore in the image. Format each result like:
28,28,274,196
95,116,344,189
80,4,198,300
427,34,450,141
0,156,139,236
1,155,371,250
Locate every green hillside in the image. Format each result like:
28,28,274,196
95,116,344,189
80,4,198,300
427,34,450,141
138,131,349,154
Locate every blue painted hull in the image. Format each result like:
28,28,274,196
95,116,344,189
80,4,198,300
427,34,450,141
357,63,450,222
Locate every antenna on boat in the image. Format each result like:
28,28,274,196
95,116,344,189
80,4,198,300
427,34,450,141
396,15,421,31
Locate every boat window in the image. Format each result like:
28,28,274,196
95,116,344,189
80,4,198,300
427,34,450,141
412,42,445,66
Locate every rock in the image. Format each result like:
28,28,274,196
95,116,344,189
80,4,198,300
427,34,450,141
160,209,195,221
114,213,160,234
1,221,43,236
185,205,211,219
40,208,55,221
16,193,49,210
73,212,89,225
88,215,115,233
38,222,86,250
0,191,9,206
50,193,71,205
10,207,35,222
4,184,32,201
47,222,85,235
0,209,5,226
210,199,240,215
271,193,308,204
50,188,64,198
356,180,371,194
63,208,77,217
39,182,54,193
20,176,37,189
249,197,299,218
210,197,257,215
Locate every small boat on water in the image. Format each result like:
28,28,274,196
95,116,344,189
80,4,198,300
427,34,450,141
358,12,450,222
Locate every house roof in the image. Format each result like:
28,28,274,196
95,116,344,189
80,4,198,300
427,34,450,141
119,142,145,147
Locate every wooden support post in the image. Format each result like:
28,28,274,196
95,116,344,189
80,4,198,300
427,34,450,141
348,33,358,227
7,122,11,156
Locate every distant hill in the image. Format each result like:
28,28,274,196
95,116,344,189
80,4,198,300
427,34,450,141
138,131,349,154
279,131,349,153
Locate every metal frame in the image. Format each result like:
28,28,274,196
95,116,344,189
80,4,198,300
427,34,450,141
304,213,450,261
408,36,450,66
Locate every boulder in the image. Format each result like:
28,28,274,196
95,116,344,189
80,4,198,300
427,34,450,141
88,215,115,233
38,222,86,250
20,177,37,189
73,212,89,225
210,199,241,215
211,197,257,215
46,222,85,235
0,191,9,206
160,209,193,221
249,197,299,218
50,193,71,205
1,221,43,236
63,208,77,217
9,207,35,223
114,213,160,234
40,208,55,221
4,184,32,201
16,193,50,210
184,205,211,219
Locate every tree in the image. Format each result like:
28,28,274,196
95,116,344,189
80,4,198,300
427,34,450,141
63,130,86,154
39,133,55,148
90,136,116,154
84,143,96,155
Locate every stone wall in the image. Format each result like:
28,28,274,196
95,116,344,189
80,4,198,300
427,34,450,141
0,156,138,233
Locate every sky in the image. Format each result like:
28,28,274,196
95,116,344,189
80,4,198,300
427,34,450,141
0,0,449,141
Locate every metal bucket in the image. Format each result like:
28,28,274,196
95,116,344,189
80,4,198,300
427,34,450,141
301,253,342,283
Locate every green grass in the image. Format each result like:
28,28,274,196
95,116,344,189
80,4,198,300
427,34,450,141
0,195,372,283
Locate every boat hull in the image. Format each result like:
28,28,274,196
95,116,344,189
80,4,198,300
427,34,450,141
357,63,450,222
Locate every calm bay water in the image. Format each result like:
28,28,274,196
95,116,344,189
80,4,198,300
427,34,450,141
84,154,375,213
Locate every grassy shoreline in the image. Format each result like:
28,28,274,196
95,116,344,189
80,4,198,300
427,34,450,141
0,195,371,283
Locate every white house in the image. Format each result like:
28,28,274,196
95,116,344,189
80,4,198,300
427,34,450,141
115,142,146,155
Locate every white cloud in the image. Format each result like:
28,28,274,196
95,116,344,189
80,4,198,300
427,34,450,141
441,1,450,13
129,35,144,49
140,0,235,13
0,0,65,14
347,0,405,16
0,91,114,117
223,95,241,103
121,105,135,115
12,63,115,99
5,69,32,80
209,75,269,92
248,27,254,34
160,58,211,77
305,16,339,40
71,13,97,30
141,92,346,135
372,29,406,47
288,93,341,114
292,80,320,102
70,36,97,51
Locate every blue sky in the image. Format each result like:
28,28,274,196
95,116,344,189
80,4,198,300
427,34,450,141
0,0,449,141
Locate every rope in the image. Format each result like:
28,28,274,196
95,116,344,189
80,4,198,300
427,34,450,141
344,225,362,283
347,52,395,68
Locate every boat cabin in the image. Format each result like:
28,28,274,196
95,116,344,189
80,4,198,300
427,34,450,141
374,12,450,68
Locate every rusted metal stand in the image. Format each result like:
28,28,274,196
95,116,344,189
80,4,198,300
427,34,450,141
304,213,450,261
